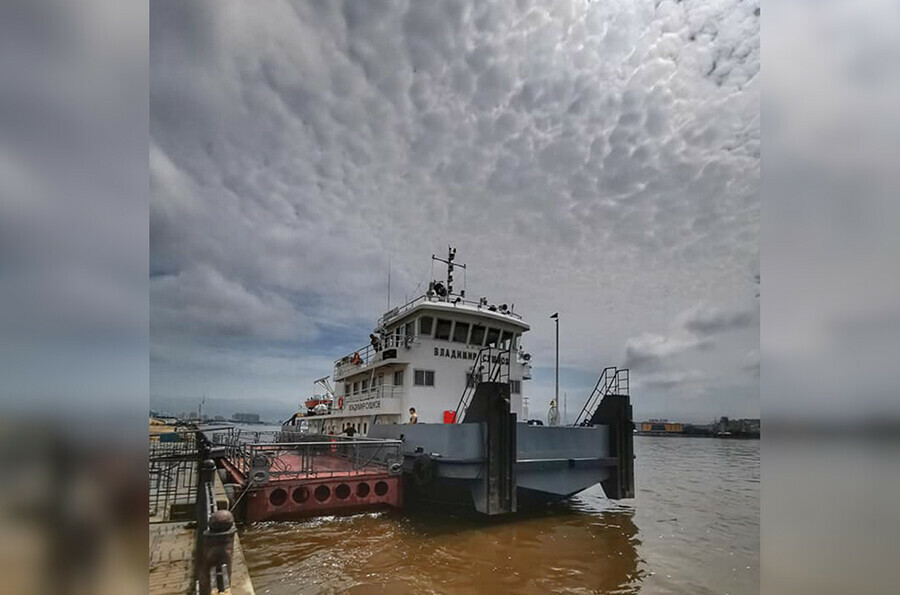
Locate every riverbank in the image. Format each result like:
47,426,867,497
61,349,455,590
635,432,760,439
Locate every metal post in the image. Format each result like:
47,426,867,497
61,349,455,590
551,312,559,407
196,459,216,558
198,510,236,595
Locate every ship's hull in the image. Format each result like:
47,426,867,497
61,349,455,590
282,381,634,515
367,421,620,512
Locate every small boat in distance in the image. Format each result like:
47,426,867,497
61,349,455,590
282,247,634,515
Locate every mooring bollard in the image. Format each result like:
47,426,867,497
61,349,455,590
198,509,236,594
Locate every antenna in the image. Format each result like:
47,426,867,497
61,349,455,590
387,254,391,310
431,245,466,301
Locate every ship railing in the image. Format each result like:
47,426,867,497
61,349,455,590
377,293,524,327
345,384,403,403
217,434,404,481
333,334,413,375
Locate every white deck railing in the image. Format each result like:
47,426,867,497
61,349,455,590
333,336,413,377
345,384,403,402
377,294,523,328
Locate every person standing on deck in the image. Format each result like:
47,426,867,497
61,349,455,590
548,399,560,426
408,407,418,424
344,424,356,437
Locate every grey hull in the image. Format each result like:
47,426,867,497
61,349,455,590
368,422,616,510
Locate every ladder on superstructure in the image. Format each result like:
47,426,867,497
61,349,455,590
573,366,630,426
454,346,511,423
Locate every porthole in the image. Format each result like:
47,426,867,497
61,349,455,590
269,488,287,507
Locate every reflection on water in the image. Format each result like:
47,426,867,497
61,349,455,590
241,436,759,594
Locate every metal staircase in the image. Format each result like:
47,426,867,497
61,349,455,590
573,366,630,426
454,346,511,423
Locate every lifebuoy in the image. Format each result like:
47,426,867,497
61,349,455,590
338,396,344,409
352,352,361,365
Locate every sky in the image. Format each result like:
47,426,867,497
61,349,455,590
150,0,759,423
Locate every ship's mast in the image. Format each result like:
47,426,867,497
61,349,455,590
430,245,467,301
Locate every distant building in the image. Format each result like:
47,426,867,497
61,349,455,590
214,415,226,422
231,413,260,423
720,417,760,437
639,420,684,433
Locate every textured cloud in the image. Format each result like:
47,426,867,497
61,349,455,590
623,302,756,371
642,369,706,390
150,0,759,418
622,302,758,419
623,332,712,371
683,305,756,335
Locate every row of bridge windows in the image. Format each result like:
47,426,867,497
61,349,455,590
411,316,519,349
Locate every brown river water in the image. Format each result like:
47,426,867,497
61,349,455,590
240,436,759,594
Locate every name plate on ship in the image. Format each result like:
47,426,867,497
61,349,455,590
348,398,382,412
433,347,508,364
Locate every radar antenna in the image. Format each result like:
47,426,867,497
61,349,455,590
431,245,467,301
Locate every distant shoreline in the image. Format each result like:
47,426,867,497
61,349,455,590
635,432,760,440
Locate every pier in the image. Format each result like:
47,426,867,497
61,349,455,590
149,424,255,594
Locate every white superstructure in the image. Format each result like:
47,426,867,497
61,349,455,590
297,248,533,436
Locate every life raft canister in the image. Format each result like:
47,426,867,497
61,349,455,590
352,352,361,365
338,396,344,409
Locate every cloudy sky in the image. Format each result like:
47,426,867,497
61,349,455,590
150,0,759,422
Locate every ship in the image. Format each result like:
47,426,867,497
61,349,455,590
282,247,634,514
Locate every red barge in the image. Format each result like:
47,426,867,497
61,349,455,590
215,430,404,523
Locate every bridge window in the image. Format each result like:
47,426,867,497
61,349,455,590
419,316,433,336
404,321,415,337
509,380,521,394
361,379,369,391
452,321,470,343
353,381,360,394
414,369,435,387
470,324,486,346
435,318,452,340
393,370,404,386
485,327,500,347
499,330,511,349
